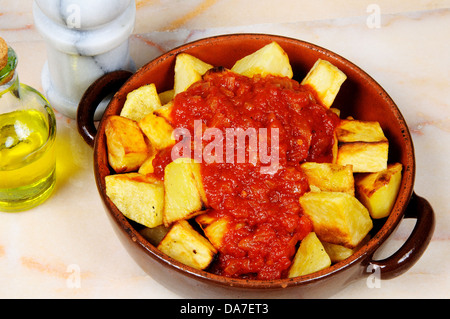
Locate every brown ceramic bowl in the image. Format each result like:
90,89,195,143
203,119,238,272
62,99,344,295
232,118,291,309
77,34,434,298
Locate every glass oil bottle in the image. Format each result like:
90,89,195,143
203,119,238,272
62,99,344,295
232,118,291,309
0,37,57,212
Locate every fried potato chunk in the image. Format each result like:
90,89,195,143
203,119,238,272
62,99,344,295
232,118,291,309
196,212,231,250
153,100,175,124
120,83,162,122
300,162,355,195
336,119,387,143
301,58,347,108
336,119,388,172
288,232,331,278
231,42,293,78
105,115,150,173
157,220,217,270
163,158,207,226
337,141,388,173
299,191,373,249
105,173,164,228
158,89,175,105
322,235,369,263
139,224,170,246
138,112,175,151
138,152,157,175
174,53,213,95
355,162,403,219
321,241,354,263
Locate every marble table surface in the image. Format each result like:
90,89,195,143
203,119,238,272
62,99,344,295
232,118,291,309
0,0,449,299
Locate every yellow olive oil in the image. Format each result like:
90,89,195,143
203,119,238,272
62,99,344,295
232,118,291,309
0,109,56,211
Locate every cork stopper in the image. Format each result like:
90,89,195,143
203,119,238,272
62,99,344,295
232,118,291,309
0,37,8,70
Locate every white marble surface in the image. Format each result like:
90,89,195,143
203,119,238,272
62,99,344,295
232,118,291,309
0,0,449,299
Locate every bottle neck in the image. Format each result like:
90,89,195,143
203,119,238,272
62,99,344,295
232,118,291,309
0,71,19,97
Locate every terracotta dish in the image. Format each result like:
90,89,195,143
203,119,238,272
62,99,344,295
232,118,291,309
77,34,434,298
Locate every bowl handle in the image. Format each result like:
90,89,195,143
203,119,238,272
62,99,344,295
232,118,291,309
77,70,133,147
368,192,435,279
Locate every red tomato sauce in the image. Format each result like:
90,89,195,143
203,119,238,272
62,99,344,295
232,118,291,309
155,69,340,280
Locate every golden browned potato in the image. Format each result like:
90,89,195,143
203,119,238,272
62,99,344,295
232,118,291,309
105,173,164,228
104,115,150,173
158,89,175,105
196,213,231,250
300,162,355,195
321,235,369,263
138,152,157,175
288,232,331,277
336,141,388,173
157,220,217,270
335,119,388,172
321,241,354,263
231,42,293,78
336,119,387,143
163,158,207,226
120,83,162,122
138,112,175,151
174,53,213,95
139,224,171,246
190,157,208,205
301,58,347,108
355,162,403,219
299,191,373,249
153,100,175,124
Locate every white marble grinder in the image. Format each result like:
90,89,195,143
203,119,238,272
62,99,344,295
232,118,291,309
33,0,136,119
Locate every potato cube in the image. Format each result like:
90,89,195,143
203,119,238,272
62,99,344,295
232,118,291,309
120,83,162,122
190,158,208,205
288,232,331,278
322,235,370,263
138,152,157,175
105,115,150,173
299,191,373,248
174,53,213,95
300,162,354,195
336,119,387,143
335,119,388,172
355,163,403,219
163,158,207,226
321,241,354,263
157,220,217,270
196,212,231,250
158,89,174,105
231,42,293,78
153,100,174,124
301,59,347,108
336,141,388,173
139,224,170,246
105,173,164,228
138,112,175,150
